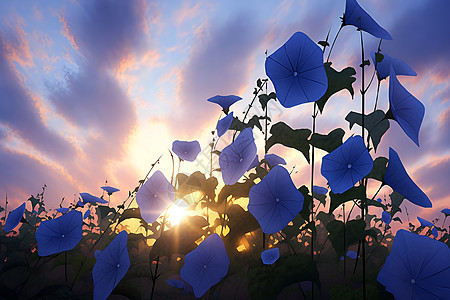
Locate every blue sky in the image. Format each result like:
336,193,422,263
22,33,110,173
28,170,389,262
0,0,448,226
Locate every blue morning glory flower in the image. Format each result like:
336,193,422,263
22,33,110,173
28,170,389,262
321,135,373,194
346,250,357,260
264,153,287,167
265,32,327,108
313,185,328,195
216,112,234,137
180,233,230,298
207,95,242,110
261,248,280,265
417,216,433,227
4,202,26,232
370,51,416,80
84,209,91,219
343,0,392,40
101,186,120,195
376,198,382,203
377,229,450,299
93,231,130,300
384,148,431,208
246,155,260,171
80,193,108,204
77,200,84,207
56,207,70,214
389,66,425,146
432,227,438,239
172,140,201,162
136,170,175,224
248,166,304,234
36,210,83,256
167,278,185,289
442,209,450,216
382,211,391,225
219,127,257,185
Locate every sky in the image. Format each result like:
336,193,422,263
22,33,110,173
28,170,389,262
0,0,449,229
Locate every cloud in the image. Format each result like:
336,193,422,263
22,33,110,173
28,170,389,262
169,12,266,137
0,36,76,161
383,0,450,77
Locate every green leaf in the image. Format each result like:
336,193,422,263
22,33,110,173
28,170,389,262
248,253,320,300
298,185,312,220
266,122,311,163
0,206,4,214
176,171,218,201
97,206,115,220
316,211,335,227
375,52,384,63
345,110,390,152
216,177,255,209
328,185,365,214
224,204,260,249
117,208,146,225
28,195,40,210
229,115,264,132
282,213,306,241
258,92,277,110
365,199,386,210
150,215,208,260
326,219,375,258
366,157,388,182
257,78,262,88
308,128,345,153
316,62,356,113
390,191,404,216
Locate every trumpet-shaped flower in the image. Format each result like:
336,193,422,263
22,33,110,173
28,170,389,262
207,95,242,110
36,210,83,256
370,52,416,80
321,135,373,194
389,67,424,146
377,229,450,299
264,153,287,167
382,211,391,225
219,127,257,185
136,171,175,224
101,186,120,195
442,208,450,216
172,140,201,162
417,216,433,227
4,202,26,232
248,166,304,234
346,250,357,259
265,32,327,108
216,112,234,137
261,248,280,265
313,185,328,195
84,209,91,219
384,148,431,208
180,233,230,298
56,207,70,214
343,0,392,40
93,231,130,300
80,193,108,204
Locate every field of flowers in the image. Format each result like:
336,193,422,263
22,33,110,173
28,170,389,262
1,0,449,299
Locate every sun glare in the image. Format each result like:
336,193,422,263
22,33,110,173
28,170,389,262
167,204,186,226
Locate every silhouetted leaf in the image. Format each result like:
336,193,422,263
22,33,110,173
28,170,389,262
216,177,255,209
389,191,405,217
118,208,146,225
224,204,260,250
248,253,320,300
229,115,263,132
282,213,306,242
366,156,388,182
258,92,277,110
97,206,115,220
266,122,311,163
150,216,208,260
28,195,40,210
298,185,312,220
309,128,345,153
327,219,376,258
329,185,365,214
392,216,403,223
316,62,356,113
176,171,218,201
345,110,390,152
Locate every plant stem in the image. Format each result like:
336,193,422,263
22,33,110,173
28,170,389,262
65,250,68,284
359,29,367,300
150,207,170,300
310,102,318,300
343,203,346,277
17,256,41,297
326,24,343,63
